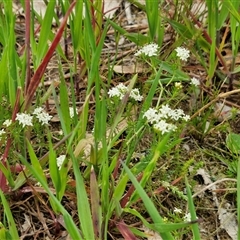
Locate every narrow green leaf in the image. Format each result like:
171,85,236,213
0,162,15,188
26,140,47,185
35,0,55,65
71,153,95,239
185,177,201,239
0,190,19,239
48,133,61,200
122,162,174,240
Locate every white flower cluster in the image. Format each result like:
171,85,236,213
143,104,190,134
175,47,190,61
135,43,159,57
108,83,143,101
13,107,52,128
33,107,52,125
173,208,198,222
16,113,33,127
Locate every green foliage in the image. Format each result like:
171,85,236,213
1,0,238,239
0,191,19,239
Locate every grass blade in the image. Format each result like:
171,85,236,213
0,190,19,239
71,153,95,239
185,177,201,239
121,161,174,240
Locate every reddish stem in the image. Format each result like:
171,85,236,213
0,88,22,192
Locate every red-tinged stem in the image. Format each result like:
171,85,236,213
0,88,22,192
24,1,76,110
90,0,95,31
120,173,143,208
116,220,138,240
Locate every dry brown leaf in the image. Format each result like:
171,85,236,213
142,226,163,240
218,203,238,240
21,214,31,232
104,0,122,18
32,0,47,16
73,116,132,162
214,101,240,121
113,63,147,74
222,49,240,68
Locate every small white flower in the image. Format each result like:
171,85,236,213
169,109,184,120
33,107,44,115
0,129,5,135
33,107,52,125
108,83,128,100
175,82,182,89
143,108,159,124
56,155,66,169
154,120,175,134
35,182,42,187
130,88,143,101
191,77,200,86
16,113,33,127
135,43,159,57
3,119,12,127
175,47,190,61
108,87,121,98
174,207,182,214
58,130,63,135
0,129,6,138
159,104,172,117
167,123,177,132
36,112,52,125
108,83,143,101
183,115,190,121
183,213,191,222
117,83,128,92
69,107,77,118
